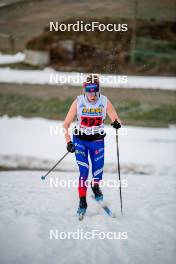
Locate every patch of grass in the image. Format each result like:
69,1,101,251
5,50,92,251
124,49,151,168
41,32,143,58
0,94,175,127
119,103,176,126
126,105,176,123
0,94,73,119
114,101,141,113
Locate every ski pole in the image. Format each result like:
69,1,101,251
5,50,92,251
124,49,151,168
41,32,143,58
41,151,69,180
116,129,123,216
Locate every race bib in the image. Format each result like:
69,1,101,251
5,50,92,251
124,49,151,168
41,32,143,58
80,116,103,127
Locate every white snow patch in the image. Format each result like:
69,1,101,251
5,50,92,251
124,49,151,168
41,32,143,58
0,116,175,175
0,52,25,65
0,67,175,90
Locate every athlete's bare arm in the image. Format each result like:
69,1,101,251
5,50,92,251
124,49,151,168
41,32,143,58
63,99,77,143
107,99,121,123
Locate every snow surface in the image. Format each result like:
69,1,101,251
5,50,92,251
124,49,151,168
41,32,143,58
0,170,175,264
0,67,175,90
0,52,25,65
0,116,176,175
0,116,176,263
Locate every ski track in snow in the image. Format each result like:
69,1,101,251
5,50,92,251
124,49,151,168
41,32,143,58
0,170,175,264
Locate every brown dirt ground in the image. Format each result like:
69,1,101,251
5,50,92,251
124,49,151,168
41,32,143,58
0,0,175,50
0,83,175,106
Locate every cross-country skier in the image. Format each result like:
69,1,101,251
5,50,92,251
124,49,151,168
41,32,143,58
63,74,121,218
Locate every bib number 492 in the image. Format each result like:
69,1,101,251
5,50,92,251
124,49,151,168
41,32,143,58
81,116,103,127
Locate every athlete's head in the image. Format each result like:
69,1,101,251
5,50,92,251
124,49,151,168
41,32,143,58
83,74,100,102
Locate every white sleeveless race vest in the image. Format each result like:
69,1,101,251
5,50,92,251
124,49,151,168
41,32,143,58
75,94,108,135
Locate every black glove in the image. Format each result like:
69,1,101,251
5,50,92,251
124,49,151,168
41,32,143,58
111,119,121,129
67,141,75,153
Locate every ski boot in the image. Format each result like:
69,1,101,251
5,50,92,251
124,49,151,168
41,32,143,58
77,196,87,220
91,182,103,201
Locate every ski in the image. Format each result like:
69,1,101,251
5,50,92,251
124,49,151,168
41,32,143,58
91,195,116,218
